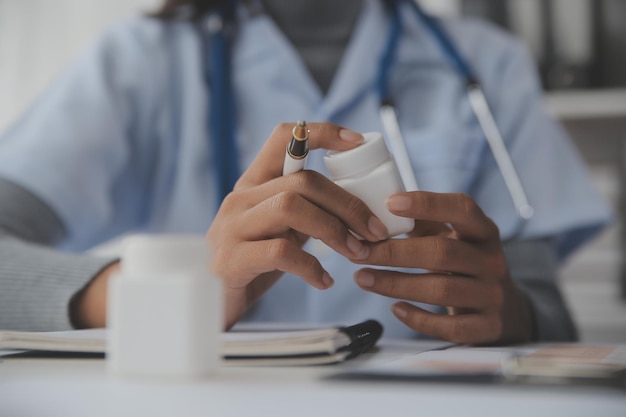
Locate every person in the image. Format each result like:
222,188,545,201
0,0,612,343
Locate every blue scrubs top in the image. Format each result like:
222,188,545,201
0,0,612,338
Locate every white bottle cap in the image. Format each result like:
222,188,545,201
121,234,210,278
324,132,390,181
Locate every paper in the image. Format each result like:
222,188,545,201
344,343,626,387
348,348,509,380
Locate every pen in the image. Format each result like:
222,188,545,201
282,120,310,176
339,319,383,359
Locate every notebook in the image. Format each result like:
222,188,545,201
0,319,383,366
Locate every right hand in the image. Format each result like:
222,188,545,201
207,122,389,329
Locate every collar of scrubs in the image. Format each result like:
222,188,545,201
233,0,391,122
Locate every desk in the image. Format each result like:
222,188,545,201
1,341,625,417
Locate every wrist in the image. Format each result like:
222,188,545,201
70,261,120,328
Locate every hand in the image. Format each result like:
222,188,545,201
353,191,534,345
207,123,389,329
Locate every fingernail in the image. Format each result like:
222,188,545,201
346,234,369,260
354,271,375,288
387,195,412,212
368,216,388,241
322,272,334,288
339,129,364,143
392,304,408,318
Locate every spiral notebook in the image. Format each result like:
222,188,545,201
0,319,383,366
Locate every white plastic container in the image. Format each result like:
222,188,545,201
324,131,415,237
107,235,222,380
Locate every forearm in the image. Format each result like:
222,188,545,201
0,178,116,331
0,236,117,331
503,239,578,342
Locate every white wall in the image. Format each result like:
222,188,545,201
0,0,159,131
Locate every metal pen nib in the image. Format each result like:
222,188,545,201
287,120,309,159
282,120,310,176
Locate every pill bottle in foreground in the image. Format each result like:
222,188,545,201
107,234,222,380
324,131,415,237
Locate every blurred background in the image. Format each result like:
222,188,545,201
0,0,625,341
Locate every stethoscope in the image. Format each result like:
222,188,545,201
201,0,534,237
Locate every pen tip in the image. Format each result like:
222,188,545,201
292,120,309,141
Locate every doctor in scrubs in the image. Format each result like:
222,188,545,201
0,0,612,343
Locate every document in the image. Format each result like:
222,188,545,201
0,319,383,366
342,343,626,387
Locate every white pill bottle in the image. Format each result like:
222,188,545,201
107,235,222,380
324,131,415,238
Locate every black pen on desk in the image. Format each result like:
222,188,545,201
282,120,309,176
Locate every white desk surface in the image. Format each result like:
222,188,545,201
1,340,625,417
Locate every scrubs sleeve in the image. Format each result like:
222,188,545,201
462,23,613,260
0,18,168,250
503,239,579,341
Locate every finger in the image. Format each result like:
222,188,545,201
227,171,388,242
237,191,370,260
238,122,364,187
387,192,499,242
391,302,499,345
357,236,485,275
409,219,452,237
354,269,489,309
214,238,334,290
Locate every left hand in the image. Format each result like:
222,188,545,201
353,191,534,345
